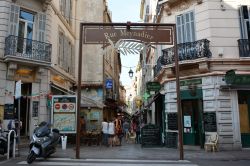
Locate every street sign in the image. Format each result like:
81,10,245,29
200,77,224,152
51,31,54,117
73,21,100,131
52,95,77,134
15,80,21,99
105,79,113,89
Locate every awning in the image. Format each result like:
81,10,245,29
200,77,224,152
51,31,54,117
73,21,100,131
144,92,161,109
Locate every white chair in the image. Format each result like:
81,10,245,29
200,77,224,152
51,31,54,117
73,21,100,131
204,133,218,152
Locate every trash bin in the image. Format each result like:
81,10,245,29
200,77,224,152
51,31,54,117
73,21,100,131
61,135,67,150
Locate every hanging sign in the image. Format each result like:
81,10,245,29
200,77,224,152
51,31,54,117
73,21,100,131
15,80,22,99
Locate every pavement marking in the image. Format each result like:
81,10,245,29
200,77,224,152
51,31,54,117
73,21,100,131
46,158,191,163
17,161,198,166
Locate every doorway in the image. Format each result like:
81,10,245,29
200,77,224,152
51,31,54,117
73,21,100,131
14,83,31,137
238,90,250,147
182,99,204,147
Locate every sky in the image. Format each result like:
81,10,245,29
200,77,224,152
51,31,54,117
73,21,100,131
108,0,141,86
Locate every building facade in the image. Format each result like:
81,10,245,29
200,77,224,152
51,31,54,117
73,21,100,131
0,0,120,139
152,0,250,150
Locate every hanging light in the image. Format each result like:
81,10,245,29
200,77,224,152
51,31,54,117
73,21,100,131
128,68,134,79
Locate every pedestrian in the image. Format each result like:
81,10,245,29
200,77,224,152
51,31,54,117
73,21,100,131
0,119,3,132
101,118,109,146
114,115,123,146
123,120,130,143
107,118,115,147
80,116,86,136
135,120,141,144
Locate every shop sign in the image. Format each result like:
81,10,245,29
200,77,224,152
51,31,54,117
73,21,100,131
225,70,250,85
146,82,161,91
180,79,202,86
51,95,77,134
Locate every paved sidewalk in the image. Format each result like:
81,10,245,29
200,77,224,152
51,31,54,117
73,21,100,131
14,143,250,161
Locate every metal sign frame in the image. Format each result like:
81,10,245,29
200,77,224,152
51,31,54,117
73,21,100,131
76,22,183,160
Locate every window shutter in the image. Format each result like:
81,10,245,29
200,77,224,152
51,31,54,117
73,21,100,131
58,32,64,66
63,36,68,70
9,4,20,35
176,15,183,44
65,0,71,23
36,13,46,42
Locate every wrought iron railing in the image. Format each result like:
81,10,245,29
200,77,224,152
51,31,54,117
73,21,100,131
5,35,51,63
238,39,250,57
154,39,211,76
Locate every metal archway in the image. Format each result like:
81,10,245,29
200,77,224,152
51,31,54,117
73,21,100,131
76,22,183,160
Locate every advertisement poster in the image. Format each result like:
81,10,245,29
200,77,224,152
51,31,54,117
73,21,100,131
52,95,77,134
184,115,191,128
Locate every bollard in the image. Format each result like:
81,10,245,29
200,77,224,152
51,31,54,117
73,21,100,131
61,135,67,150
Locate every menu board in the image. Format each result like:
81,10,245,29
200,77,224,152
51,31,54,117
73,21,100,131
141,124,161,147
4,104,15,119
167,113,178,130
165,132,178,148
204,112,217,132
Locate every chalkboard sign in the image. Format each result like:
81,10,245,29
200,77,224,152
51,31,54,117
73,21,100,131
141,124,161,147
204,112,217,132
165,132,178,148
4,104,15,119
167,113,178,130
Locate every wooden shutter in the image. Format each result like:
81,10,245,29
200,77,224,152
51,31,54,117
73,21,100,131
9,4,20,35
36,13,46,42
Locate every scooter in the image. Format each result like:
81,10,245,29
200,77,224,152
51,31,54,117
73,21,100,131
0,129,15,156
26,121,60,164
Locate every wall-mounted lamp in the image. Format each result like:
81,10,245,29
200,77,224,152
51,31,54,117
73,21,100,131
128,68,134,79
218,48,224,57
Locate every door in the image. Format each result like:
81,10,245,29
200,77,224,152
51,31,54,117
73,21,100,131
182,99,204,146
238,91,250,147
17,10,34,55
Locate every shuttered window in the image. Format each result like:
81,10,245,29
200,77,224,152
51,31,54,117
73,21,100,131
58,31,74,74
176,11,195,44
60,0,72,24
239,6,250,39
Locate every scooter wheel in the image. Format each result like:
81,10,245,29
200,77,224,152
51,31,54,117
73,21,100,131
27,151,36,164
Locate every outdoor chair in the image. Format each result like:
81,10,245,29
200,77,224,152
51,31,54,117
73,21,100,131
204,133,218,152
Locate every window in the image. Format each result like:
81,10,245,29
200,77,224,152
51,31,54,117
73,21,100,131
58,31,75,75
176,11,195,44
60,0,72,24
239,6,250,39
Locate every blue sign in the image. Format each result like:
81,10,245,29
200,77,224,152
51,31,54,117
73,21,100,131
106,79,113,89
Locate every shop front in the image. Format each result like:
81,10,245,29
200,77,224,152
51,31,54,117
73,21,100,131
180,79,205,148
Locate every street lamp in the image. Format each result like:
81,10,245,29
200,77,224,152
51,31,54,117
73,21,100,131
128,68,133,78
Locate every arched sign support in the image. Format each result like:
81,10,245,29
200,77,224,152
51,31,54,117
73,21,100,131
76,22,183,160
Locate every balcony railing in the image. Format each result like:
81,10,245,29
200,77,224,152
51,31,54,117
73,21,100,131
154,39,211,76
238,39,250,57
5,35,51,63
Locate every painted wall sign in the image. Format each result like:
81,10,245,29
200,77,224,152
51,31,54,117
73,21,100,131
84,26,173,45
51,95,77,134
180,79,202,86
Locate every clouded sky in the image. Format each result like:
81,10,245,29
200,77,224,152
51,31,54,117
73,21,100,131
108,0,141,86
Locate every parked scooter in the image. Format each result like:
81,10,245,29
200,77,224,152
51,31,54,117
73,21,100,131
26,121,60,164
0,129,15,156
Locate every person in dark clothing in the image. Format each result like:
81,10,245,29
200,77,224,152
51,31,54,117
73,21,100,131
135,121,140,144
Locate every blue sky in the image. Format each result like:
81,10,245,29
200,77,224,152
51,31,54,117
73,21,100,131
108,0,141,86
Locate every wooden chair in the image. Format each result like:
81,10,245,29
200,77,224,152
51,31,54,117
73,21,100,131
204,133,218,152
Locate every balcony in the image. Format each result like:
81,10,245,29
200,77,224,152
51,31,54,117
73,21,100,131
154,39,211,76
238,39,250,57
4,35,52,66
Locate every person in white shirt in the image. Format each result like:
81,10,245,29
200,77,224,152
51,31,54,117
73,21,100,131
101,118,109,146
108,119,115,147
